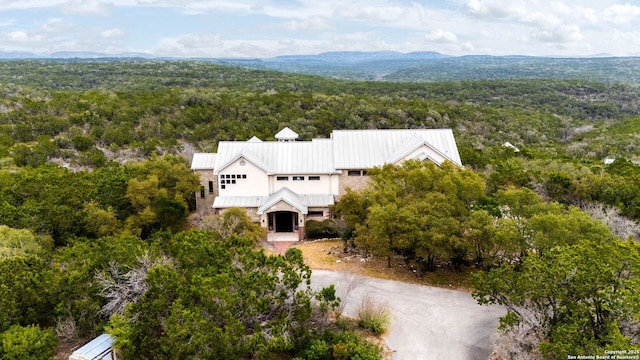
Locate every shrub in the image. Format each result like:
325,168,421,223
357,295,391,335
303,330,382,360
305,219,339,239
0,325,57,360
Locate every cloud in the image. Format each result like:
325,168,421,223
602,3,640,24
274,17,334,32
60,1,115,16
155,33,225,57
531,24,583,43
463,0,526,19
335,4,408,23
425,29,458,43
101,28,125,39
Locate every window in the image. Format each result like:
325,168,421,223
348,170,361,176
308,176,320,181
362,170,368,176
231,174,236,179
221,184,226,189
292,176,304,181
231,179,236,184
200,186,205,198
225,174,231,179
308,211,324,217
208,181,214,193
242,174,247,179
277,176,289,181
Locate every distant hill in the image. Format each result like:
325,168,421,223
0,50,639,84
208,52,640,84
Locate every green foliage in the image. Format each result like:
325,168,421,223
0,256,53,332
0,225,53,259
342,160,485,272
0,325,57,360
50,235,151,338
108,231,317,359
472,239,640,357
303,330,382,360
199,207,265,243
357,296,391,335
305,219,340,239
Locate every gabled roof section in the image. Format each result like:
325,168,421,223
191,153,217,170
247,136,263,143
275,127,299,141
385,134,452,166
214,140,336,174
257,187,308,215
214,148,271,174
331,129,462,169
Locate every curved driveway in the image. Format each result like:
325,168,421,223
310,270,506,360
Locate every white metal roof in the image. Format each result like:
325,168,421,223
331,129,462,169
275,127,299,141
190,153,217,170
69,334,114,360
258,187,308,214
203,128,461,175
214,140,336,174
214,196,266,208
214,190,334,214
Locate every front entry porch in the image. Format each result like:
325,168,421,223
266,210,304,241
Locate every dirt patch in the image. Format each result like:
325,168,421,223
294,239,475,290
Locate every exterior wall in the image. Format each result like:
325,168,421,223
194,169,217,215
218,158,269,196
218,206,260,222
337,170,371,198
401,145,447,165
270,174,336,194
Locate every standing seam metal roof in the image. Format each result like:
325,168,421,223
331,129,461,168
190,153,217,170
200,128,461,174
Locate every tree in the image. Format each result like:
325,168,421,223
0,225,53,259
472,239,640,358
108,231,320,359
0,256,53,332
342,160,485,273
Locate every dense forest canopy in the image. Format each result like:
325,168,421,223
0,59,639,359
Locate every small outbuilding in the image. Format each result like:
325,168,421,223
69,334,116,360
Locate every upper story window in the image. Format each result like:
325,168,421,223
308,176,320,181
219,174,246,187
348,170,362,176
276,176,289,181
292,176,304,181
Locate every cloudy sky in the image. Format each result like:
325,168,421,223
1,0,639,58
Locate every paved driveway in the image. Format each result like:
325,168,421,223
310,270,506,360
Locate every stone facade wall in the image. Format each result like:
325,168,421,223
194,169,217,215
337,170,371,199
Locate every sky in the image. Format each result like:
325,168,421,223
0,0,639,58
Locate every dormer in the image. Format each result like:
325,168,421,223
275,127,298,142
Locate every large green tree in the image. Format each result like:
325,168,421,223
336,160,485,273
472,239,640,358
108,231,319,359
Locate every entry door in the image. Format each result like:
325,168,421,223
275,211,295,232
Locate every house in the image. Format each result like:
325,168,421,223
192,127,462,240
